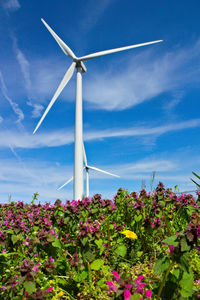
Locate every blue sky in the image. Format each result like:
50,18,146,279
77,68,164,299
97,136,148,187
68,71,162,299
0,0,200,202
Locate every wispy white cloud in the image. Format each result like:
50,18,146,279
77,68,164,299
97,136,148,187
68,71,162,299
25,38,200,112
0,151,197,202
0,118,199,149
0,71,24,124
3,38,200,114
80,0,114,32
0,159,73,202
2,0,20,11
0,116,3,123
26,101,44,118
12,36,31,93
12,36,44,118
83,39,200,110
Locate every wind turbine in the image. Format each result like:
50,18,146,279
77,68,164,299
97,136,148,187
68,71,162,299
33,18,163,200
57,143,120,198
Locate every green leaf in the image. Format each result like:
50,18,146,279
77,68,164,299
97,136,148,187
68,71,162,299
163,235,178,246
136,251,143,258
130,294,142,300
173,268,180,279
95,239,103,248
90,259,104,270
52,239,61,248
154,255,170,274
97,278,105,287
178,252,190,273
180,237,190,252
191,178,200,188
101,265,110,273
11,234,22,245
23,281,36,295
115,244,127,257
192,171,200,180
179,270,194,298
81,237,88,246
83,251,95,262
134,214,142,222
79,271,88,281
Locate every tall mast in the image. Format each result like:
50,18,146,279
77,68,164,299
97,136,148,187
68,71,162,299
74,64,84,200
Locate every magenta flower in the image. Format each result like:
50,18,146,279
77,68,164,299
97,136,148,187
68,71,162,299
112,270,120,282
125,284,132,290
46,286,53,292
135,283,146,294
124,289,131,300
2,249,6,254
32,264,40,272
146,290,152,299
0,286,7,290
106,281,117,292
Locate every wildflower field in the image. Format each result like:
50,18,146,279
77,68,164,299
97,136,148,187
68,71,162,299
0,182,199,299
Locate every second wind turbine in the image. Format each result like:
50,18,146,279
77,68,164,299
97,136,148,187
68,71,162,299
33,18,163,201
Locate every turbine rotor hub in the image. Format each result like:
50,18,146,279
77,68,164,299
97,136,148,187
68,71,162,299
75,61,87,73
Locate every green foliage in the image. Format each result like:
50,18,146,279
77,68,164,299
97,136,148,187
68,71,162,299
191,171,200,190
0,183,199,299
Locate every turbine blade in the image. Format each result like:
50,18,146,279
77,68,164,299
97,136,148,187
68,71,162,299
78,40,163,61
87,165,120,178
57,176,73,190
33,62,76,134
41,18,77,60
83,143,87,165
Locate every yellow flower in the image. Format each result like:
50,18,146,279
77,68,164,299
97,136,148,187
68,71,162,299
58,291,64,298
121,230,138,240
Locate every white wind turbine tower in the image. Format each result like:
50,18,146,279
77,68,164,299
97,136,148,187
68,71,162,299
33,18,163,201
57,143,120,198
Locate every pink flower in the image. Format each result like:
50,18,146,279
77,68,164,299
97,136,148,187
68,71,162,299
32,264,40,272
25,291,28,295
106,281,117,292
124,289,131,300
46,286,53,292
135,283,146,294
136,275,144,281
0,286,7,290
146,290,152,299
112,270,120,282
125,284,132,290
2,249,6,254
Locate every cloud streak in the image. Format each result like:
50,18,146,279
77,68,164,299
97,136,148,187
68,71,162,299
12,36,44,118
0,151,197,202
83,39,200,110
0,71,24,124
1,0,20,11
80,0,114,32
0,118,199,149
